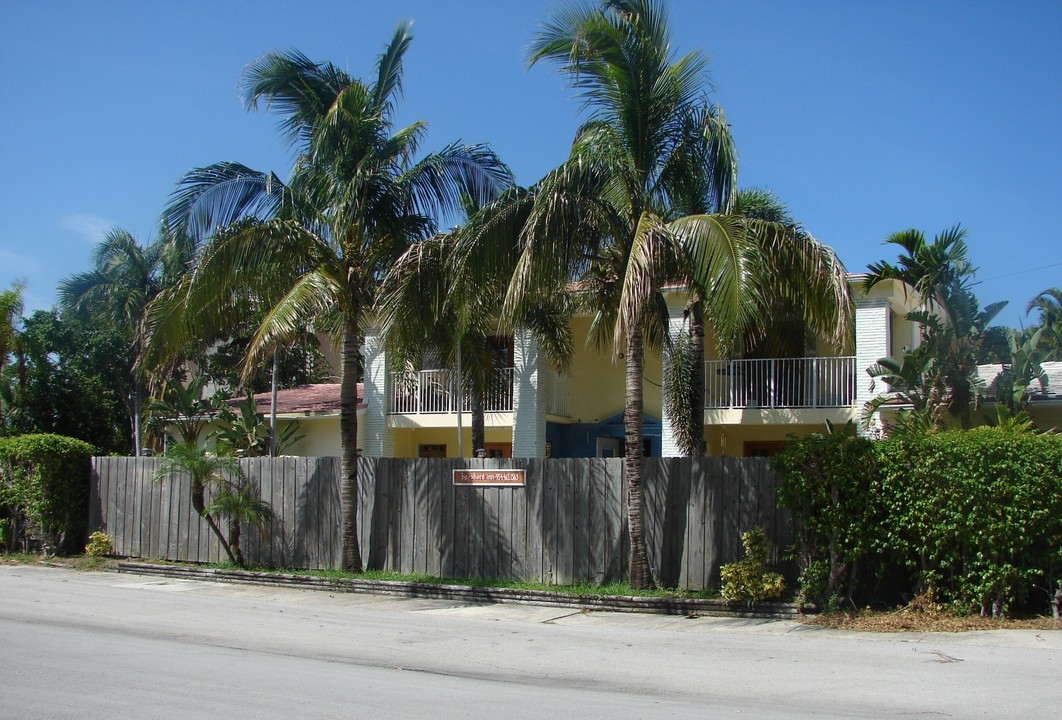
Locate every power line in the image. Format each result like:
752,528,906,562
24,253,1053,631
972,261,1062,286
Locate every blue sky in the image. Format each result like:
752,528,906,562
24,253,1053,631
1,0,1059,328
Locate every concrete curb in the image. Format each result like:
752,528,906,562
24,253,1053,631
113,561,803,619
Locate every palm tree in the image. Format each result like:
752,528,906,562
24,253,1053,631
154,440,243,565
663,185,852,457
59,227,193,455
162,25,512,572
207,477,275,567
505,0,849,587
1026,288,1062,360
866,227,1005,428
378,191,573,457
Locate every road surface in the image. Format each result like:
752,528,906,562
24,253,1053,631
1,565,1058,719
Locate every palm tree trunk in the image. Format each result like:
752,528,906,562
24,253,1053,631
687,300,706,457
229,519,244,567
191,482,237,565
132,384,142,457
625,320,654,589
339,315,363,572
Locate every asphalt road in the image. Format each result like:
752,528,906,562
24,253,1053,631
1,565,1058,719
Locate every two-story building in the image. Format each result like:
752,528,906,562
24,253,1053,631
346,274,921,459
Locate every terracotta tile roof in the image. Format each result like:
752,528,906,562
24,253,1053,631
244,383,364,415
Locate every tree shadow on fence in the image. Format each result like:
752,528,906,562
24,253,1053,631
294,457,340,569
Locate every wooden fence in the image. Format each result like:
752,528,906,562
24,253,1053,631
90,456,790,590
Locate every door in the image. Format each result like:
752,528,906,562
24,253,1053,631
596,437,622,458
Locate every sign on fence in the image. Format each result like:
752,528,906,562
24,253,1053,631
453,468,525,486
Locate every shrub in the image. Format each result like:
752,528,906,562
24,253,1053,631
720,528,785,603
85,531,113,557
878,428,1062,616
773,428,880,608
0,434,95,554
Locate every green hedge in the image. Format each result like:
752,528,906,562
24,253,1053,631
877,429,1062,616
775,427,1062,616
0,434,95,555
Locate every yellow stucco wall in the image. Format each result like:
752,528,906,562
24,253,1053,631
564,316,664,423
702,423,837,457
389,426,513,458
283,416,343,457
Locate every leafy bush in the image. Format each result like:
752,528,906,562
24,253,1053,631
778,424,1062,616
0,433,95,554
773,427,880,608
720,527,785,603
85,530,113,557
878,428,1062,616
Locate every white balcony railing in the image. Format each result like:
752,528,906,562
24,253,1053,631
390,368,515,414
704,356,856,409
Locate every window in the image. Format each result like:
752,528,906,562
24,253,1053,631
418,444,447,458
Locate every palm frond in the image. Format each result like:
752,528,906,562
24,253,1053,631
165,162,287,240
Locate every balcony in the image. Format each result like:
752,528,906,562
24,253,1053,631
390,368,515,414
388,367,571,416
704,356,856,409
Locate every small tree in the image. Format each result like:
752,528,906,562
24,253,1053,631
155,441,245,565
211,393,304,457
0,433,94,554
773,425,881,608
206,477,273,567
146,376,217,448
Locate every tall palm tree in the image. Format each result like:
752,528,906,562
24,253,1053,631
59,227,192,455
866,227,1005,428
505,0,848,587
663,188,851,457
162,25,511,572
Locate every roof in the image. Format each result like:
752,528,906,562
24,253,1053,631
976,361,1062,401
245,383,365,416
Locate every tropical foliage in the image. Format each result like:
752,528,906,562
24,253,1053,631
58,227,194,455
154,440,271,566
0,433,95,554
1026,288,1062,360
159,25,511,572
5,310,131,453
865,226,1006,430
0,282,26,434
776,426,1062,616
464,0,851,587
211,393,304,457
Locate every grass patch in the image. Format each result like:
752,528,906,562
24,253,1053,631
183,561,721,599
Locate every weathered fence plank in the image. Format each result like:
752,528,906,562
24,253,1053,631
89,455,789,591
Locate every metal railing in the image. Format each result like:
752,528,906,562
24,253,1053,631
390,368,515,414
704,356,856,409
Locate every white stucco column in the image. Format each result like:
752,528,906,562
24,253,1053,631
512,327,546,457
660,301,687,457
361,328,393,457
855,299,892,436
